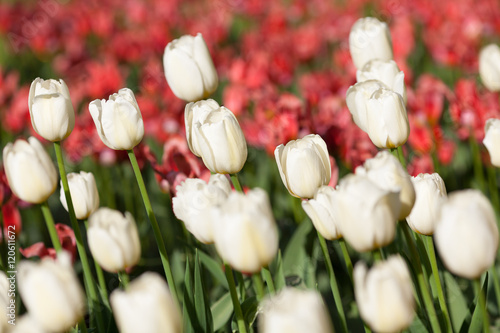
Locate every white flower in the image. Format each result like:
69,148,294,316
346,80,389,133
349,17,393,69
356,59,406,102
479,44,500,92
301,186,342,240
483,118,500,167
60,171,99,220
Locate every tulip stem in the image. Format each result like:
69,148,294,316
338,239,353,281
230,174,243,192
474,278,490,333
127,149,179,305
40,202,62,252
396,146,407,168
119,271,130,289
261,266,275,294
252,273,265,301
78,319,88,333
224,263,248,333
372,249,383,262
54,141,103,333
317,231,348,333
469,132,486,191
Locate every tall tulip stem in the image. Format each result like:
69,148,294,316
338,239,353,281
230,174,243,192
119,271,130,289
396,146,407,168
224,263,248,333
474,278,490,333
252,273,265,301
40,202,62,252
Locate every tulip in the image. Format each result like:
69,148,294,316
89,88,144,150
356,59,406,102
28,78,75,142
301,185,342,240
87,207,141,273
349,17,393,69
3,137,58,204
185,99,247,174
60,171,99,220
406,173,447,235
434,190,498,279
18,251,86,333
163,33,218,102
173,174,232,244
212,188,278,273
354,255,415,333
0,271,8,332
335,174,400,252
356,151,415,219
258,287,334,333
110,272,182,333
275,134,331,199
9,315,47,333
346,80,388,133
483,118,500,167
479,44,500,92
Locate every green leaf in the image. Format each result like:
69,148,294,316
272,250,286,291
442,271,469,333
183,257,195,333
283,219,313,279
194,250,214,333
198,250,228,289
461,275,489,333
231,296,259,332
211,292,233,332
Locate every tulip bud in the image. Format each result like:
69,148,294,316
163,33,218,102
346,80,388,133
434,190,498,279
18,251,86,333
110,272,182,333
173,174,231,244
301,185,342,240
258,287,334,333
483,118,500,167
87,208,141,273
185,99,247,174
335,174,400,252
479,44,500,92
3,137,58,204
354,255,415,333
275,134,331,199
406,173,447,235
213,188,278,273
349,17,393,69
28,78,75,142
356,59,406,102
89,88,144,150
356,151,415,220
60,171,99,220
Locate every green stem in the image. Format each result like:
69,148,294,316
84,220,109,309
372,249,383,262
474,278,490,333
230,174,243,192
127,149,179,305
54,142,97,332
40,202,62,251
487,166,500,213
252,273,265,301
118,271,130,290
489,267,500,323
317,232,348,333
261,266,275,294
397,146,407,168
79,319,88,333
224,263,248,333
469,132,486,191
338,239,353,282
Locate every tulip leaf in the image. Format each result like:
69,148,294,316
194,250,214,333
283,218,313,279
442,271,469,332
458,274,488,333
183,257,195,333
270,250,286,291
231,296,259,333
211,292,233,332
198,249,228,289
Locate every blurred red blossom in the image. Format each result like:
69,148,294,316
20,224,76,262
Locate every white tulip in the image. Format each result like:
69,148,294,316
18,251,86,333
173,174,232,244
349,17,393,69
163,33,218,102
60,171,99,220
346,80,388,133
110,272,182,333
213,188,278,273
356,59,406,102
89,88,144,150
434,190,498,279
335,174,400,252
354,255,415,333
479,44,500,92
301,186,342,240
3,137,58,204
406,173,447,235
258,287,334,333
9,315,47,333
185,99,247,174
87,208,141,273
28,78,75,142
275,134,331,199
0,271,9,332
483,118,500,167
356,151,415,220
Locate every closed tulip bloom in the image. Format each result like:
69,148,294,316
18,251,86,333
483,118,500,167
3,137,58,204
173,174,231,244
434,190,498,279
356,59,406,102
335,174,400,252
349,17,393,69
479,44,500,92
87,208,141,273
60,171,99,220
406,173,447,235
163,33,218,102
275,134,331,199
346,80,389,133
356,151,415,220
301,186,342,240
110,272,182,333
213,188,278,273
354,255,415,333
89,88,144,150
185,99,247,174
28,78,75,142
258,287,334,333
